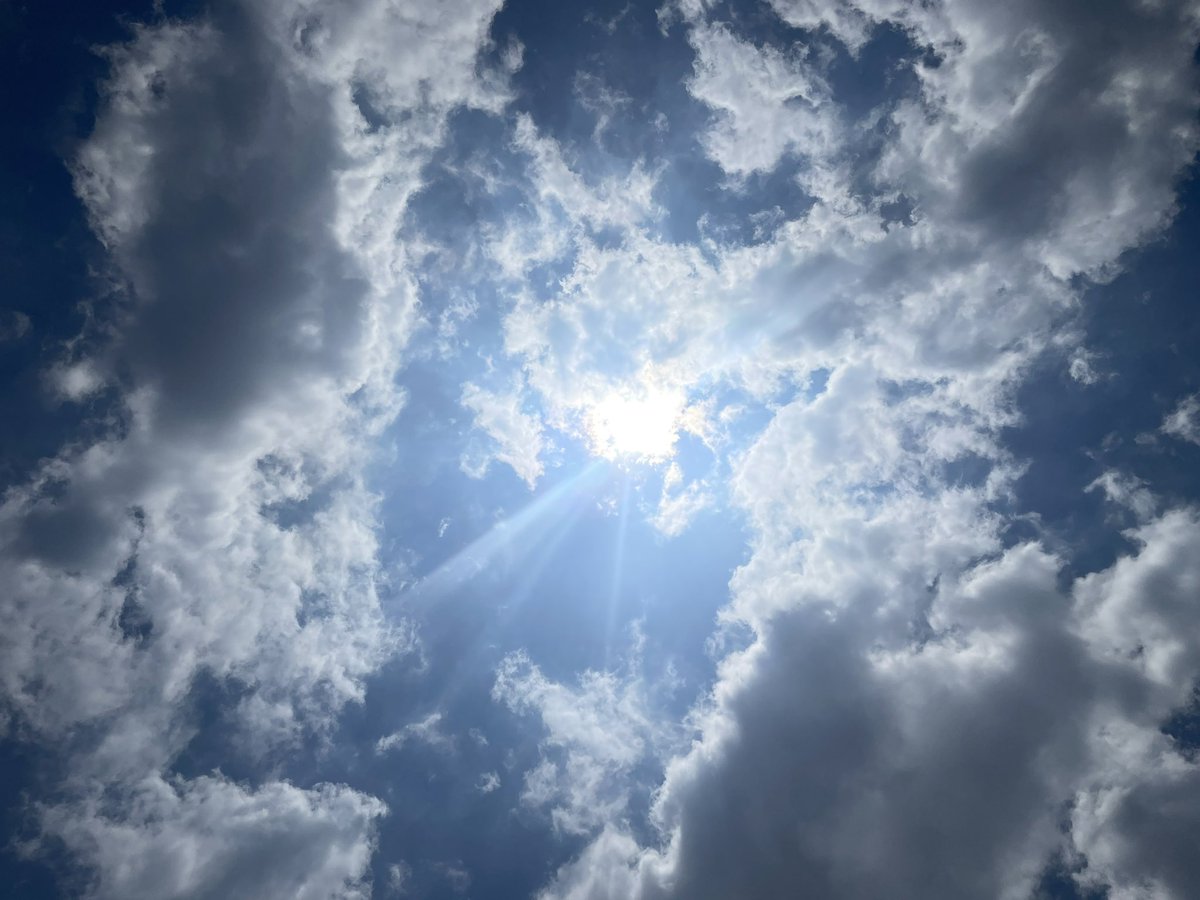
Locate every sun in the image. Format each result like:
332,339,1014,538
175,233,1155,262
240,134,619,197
586,387,682,463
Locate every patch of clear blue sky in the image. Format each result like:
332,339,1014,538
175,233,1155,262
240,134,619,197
1002,171,1200,582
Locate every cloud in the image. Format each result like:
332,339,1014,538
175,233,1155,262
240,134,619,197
1068,347,1105,385
386,861,413,896
1162,393,1200,446
1087,470,1158,524
1,0,507,891
492,647,671,836
1071,729,1200,900
685,19,840,185
535,826,660,900
37,774,387,900
376,711,456,755
461,380,547,487
865,0,1200,281
0,309,31,343
45,359,106,402
538,495,1200,899
1074,509,1200,704
1068,510,1200,899
436,861,472,894
650,462,712,537
7,0,1199,896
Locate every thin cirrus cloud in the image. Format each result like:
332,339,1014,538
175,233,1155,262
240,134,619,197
0,0,1199,899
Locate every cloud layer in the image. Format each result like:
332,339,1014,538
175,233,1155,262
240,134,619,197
3,0,1199,897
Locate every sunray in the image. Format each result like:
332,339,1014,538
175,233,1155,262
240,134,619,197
429,486,596,707
604,471,633,671
393,460,607,614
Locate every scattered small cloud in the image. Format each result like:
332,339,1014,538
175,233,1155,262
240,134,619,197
376,712,455,755
1163,393,1200,446
386,861,413,896
0,309,30,343
436,861,471,894
460,381,546,488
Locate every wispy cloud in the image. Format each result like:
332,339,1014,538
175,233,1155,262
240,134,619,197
376,711,456,755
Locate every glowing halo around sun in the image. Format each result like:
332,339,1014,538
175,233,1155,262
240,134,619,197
585,387,683,463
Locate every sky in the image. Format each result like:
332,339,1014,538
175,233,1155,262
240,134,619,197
1,0,1199,898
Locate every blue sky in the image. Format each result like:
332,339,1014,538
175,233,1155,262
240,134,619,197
1,1,1200,898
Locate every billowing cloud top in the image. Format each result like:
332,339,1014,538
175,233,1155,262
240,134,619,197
1,0,1199,898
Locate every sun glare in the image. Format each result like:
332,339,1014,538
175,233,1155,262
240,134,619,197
586,388,682,462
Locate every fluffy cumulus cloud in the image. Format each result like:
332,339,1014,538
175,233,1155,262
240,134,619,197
1,0,506,893
39,775,387,900
538,465,1200,900
492,646,669,836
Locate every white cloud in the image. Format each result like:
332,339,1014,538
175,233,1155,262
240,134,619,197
1071,722,1200,900
461,380,547,487
492,647,672,836
868,0,1198,281
44,354,107,402
1069,347,1104,385
1066,512,1200,897
534,827,662,900
1074,509,1200,704
1162,393,1200,446
650,463,712,537
376,711,456,755
468,726,490,747
537,497,1200,899
686,21,841,187
1087,470,1159,524
477,770,502,794
38,774,386,900
765,0,874,53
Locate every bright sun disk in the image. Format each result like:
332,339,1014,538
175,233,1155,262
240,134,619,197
586,388,682,462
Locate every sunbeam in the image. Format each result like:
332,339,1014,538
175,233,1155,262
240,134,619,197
394,461,608,612
604,472,632,670
429,486,595,707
